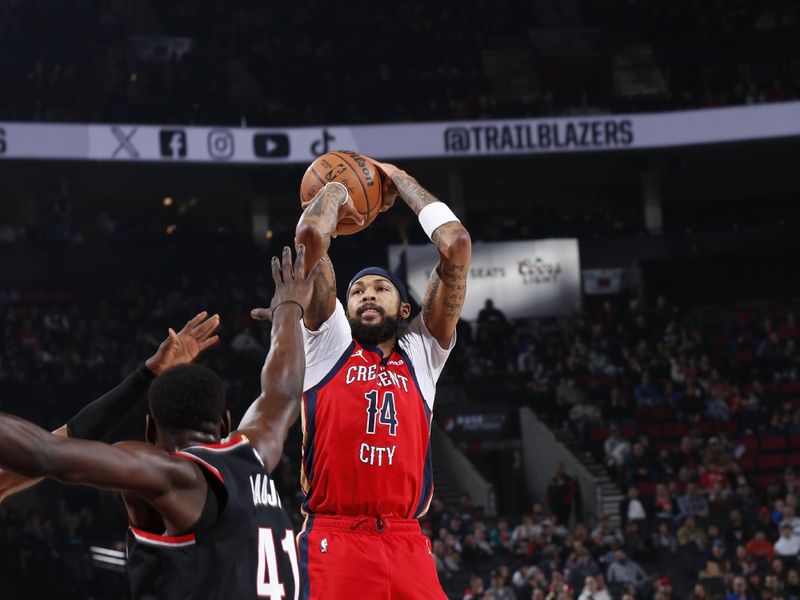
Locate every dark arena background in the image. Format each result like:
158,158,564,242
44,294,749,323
2,1,800,599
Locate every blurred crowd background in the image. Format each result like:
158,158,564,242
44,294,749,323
2,1,800,599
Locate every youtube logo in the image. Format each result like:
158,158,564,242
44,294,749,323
253,133,290,158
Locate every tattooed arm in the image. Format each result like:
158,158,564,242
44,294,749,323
295,183,364,330
372,163,472,349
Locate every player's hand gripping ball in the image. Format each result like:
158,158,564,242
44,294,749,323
300,151,383,236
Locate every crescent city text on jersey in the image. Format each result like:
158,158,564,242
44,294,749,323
345,364,409,392
346,361,407,468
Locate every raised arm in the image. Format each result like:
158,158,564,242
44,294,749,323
371,161,472,348
295,182,363,330
242,245,323,471
0,312,219,504
0,413,207,533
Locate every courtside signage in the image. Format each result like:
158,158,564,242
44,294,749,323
389,239,581,320
2,102,800,163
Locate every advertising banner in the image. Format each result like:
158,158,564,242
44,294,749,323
389,239,581,320
2,101,800,164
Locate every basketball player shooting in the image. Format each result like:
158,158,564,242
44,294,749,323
278,160,472,598
0,246,321,600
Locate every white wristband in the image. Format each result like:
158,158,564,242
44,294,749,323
419,202,460,240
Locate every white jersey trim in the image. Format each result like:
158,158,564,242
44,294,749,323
302,299,455,410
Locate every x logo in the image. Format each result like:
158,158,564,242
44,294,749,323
111,126,139,158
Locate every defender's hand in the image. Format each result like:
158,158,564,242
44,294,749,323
145,312,221,375
250,244,325,321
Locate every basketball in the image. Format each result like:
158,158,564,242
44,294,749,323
300,150,383,235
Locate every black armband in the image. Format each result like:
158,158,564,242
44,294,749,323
66,364,156,440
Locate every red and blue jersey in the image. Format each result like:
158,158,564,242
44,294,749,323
299,300,453,520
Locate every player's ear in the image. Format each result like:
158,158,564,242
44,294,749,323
221,409,232,439
400,302,411,320
145,415,157,445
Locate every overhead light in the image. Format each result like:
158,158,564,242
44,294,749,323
163,197,173,207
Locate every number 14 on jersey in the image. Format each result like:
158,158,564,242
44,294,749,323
364,390,398,435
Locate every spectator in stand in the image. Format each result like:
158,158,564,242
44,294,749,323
678,516,709,550
517,343,538,376
591,514,623,549
486,570,516,600
511,513,538,555
432,539,459,579
701,539,731,578
654,446,678,480
785,568,800,599
652,521,678,555
774,520,800,556
724,509,749,548
634,372,662,406
488,517,514,553
726,576,755,600
567,548,601,591
603,425,631,475
782,503,800,536
462,574,486,600
546,463,578,526
570,396,604,440
605,387,631,423
605,549,648,587
754,506,779,539
653,483,679,520
624,442,655,486
578,575,611,600
785,455,800,483
673,436,701,481
678,483,711,519
780,312,798,341
746,530,776,561
461,531,491,568
619,486,647,526
477,299,509,356
758,331,785,364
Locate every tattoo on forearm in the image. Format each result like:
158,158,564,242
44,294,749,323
440,263,468,319
301,185,346,238
393,173,439,215
423,263,468,322
306,256,337,323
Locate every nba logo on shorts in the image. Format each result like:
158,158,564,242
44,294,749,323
321,538,328,553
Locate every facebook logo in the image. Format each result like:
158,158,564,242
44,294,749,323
159,129,187,158
253,133,290,158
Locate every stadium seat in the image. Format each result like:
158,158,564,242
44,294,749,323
638,482,657,497
758,455,786,470
642,423,663,437
663,423,688,439
755,474,777,488
589,427,608,442
737,438,759,455
761,436,788,451
738,456,756,471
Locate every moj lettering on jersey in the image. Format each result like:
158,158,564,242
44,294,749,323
444,119,634,154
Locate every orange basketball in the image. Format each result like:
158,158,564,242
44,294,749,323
299,151,382,235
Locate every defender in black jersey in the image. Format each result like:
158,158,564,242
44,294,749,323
0,246,321,600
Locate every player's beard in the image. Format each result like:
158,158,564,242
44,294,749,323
348,304,402,346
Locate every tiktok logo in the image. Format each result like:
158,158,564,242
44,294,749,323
310,129,335,156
